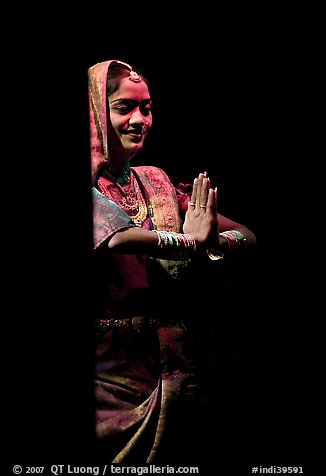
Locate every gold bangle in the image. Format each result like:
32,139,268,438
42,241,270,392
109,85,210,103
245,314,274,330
206,249,224,261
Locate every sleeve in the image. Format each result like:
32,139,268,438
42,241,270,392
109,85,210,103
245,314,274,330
92,187,136,249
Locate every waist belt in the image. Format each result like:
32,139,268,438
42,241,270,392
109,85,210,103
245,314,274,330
95,316,185,332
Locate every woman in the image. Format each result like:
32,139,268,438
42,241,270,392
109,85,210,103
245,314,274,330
88,59,256,463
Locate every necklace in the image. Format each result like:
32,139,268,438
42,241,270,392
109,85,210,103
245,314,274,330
97,172,148,227
103,161,131,185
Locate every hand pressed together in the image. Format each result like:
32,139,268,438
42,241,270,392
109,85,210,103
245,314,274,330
183,172,218,248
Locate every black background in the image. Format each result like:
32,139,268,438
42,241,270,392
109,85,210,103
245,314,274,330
4,8,323,474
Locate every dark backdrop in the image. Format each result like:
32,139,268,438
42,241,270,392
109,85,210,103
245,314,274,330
4,10,322,474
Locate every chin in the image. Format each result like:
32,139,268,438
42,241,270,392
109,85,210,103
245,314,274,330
128,142,143,153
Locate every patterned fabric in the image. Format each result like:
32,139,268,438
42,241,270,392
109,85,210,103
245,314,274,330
88,60,112,185
131,166,181,232
92,187,135,249
89,60,196,463
95,323,191,463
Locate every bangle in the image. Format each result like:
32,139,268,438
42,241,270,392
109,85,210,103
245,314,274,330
207,230,246,260
219,230,246,251
206,249,224,261
152,230,197,259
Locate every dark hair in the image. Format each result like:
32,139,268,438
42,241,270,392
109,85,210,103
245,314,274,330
106,61,149,96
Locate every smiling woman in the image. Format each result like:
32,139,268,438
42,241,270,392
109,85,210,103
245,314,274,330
107,69,152,154
89,60,152,184
88,59,256,464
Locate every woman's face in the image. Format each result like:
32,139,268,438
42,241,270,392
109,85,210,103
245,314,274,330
107,76,152,160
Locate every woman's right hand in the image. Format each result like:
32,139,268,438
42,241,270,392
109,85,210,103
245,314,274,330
182,172,217,248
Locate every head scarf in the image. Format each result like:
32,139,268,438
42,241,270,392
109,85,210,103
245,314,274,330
88,60,135,184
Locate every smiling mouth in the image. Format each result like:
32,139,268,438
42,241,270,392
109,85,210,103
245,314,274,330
128,132,142,137
127,132,143,142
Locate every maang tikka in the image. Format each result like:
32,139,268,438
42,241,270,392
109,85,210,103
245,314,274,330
114,60,142,83
128,70,141,83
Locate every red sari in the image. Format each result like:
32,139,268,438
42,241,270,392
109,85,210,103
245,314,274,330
93,166,197,463
89,60,199,462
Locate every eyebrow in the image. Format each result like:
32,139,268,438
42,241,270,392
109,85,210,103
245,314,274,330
110,98,152,105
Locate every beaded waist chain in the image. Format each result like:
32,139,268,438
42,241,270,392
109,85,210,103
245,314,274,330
95,316,185,332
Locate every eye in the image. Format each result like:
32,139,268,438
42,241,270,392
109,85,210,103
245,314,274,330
113,105,130,115
141,104,152,116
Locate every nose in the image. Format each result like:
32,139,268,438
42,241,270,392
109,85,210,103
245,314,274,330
129,108,145,127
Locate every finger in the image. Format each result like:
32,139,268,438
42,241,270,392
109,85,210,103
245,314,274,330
189,177,197,209
214,187,218,215
199,177,210,211
187,199,196,212
195,173,204,210
206,187,215,213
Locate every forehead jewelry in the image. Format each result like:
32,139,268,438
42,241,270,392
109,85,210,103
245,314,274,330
129,70,142,83
114,60,142,83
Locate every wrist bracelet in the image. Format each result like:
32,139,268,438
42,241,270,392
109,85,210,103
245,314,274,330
206,249,224,261
219,230,246,251
152,230,197,258
207,230,246,261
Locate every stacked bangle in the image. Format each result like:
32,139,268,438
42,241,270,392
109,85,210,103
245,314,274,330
152,230,197,259
219,230,246,251
206,230,246,261
152,229,245,261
